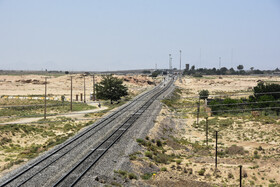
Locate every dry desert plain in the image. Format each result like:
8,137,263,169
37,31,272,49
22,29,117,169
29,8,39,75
132,75,280,187
0,73,159,177
0,74,280,186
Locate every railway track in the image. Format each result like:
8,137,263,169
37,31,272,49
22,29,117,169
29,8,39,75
0,77,174,187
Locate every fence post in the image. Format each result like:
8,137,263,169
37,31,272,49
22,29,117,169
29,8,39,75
205,117,208,146
239,165,242,187
215,130,218,171
197,100,200,125
84,76,86,103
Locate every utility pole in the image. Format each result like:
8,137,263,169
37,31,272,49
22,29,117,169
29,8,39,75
84,75,86,103
70,76,73,111
92,74,96,101
231,48,233,66
44,77,47,120
219,57,221,69
179,50,182,75
169,54,172,72
199,48,202,65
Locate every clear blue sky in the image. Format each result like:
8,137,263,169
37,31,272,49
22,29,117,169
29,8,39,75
0,0,279,71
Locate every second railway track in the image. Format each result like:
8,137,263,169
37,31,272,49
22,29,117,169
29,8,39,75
0,77,174,187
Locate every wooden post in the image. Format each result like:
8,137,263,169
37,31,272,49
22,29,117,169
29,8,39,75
215,131,218,170
70,76,73,111
76,94,79,101
206,117,208,146
239,165,242,187
196,100,200,125
44,77,47,120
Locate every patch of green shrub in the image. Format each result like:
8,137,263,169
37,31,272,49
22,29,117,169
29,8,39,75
128,173,138,180
160,167,167,171
141,173,153,180
198,168,206,176
145,151,153,159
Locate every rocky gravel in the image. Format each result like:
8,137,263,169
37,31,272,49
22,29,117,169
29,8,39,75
76,81,176,186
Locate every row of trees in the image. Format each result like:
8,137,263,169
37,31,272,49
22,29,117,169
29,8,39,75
184,65,279,76
206,82,280,115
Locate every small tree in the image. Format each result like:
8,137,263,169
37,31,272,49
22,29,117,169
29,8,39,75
220,67,228,75
151,70,160,77
96,75,128,104
142,70,151,74
199,90,209,100
229,68,235,75
253,82,280,115
237,65,244,71
253,82,280,100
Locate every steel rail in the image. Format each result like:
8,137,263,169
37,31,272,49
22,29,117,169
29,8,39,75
15,84,163,186
52,79,174,187
0,82,164,187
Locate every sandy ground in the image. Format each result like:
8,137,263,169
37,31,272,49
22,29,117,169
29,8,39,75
176,75,280,98
136,75,280,186
0,102,108,125
0,73,160,176
0,74,158,101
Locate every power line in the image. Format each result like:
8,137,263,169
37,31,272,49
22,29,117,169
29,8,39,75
177,106,280,115
1,97,280,111
1,106,279,125
180,91,280,99
169,100,280,109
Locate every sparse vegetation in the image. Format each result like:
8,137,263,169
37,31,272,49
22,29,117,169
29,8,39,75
0,99,96,119
0,117,95,172
198,168,206,176
141,173,154,180
133,75,280,186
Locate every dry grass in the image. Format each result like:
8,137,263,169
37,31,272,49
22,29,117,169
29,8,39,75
133,75,280,187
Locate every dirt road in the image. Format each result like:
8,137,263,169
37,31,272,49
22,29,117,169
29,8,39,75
0,102,108,125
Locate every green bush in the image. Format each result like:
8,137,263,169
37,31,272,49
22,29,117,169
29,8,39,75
199,90,209,100
175,159,182,165
160,167,167,171
145,151,153,159
193,73,203,78
226,145,245,155
153,153,174,164
128,173,138,180
198,168,206,176
141,173,153,180
254,150,260,159
156,140,162,147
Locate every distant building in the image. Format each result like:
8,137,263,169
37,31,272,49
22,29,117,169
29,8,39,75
185,64,190,71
